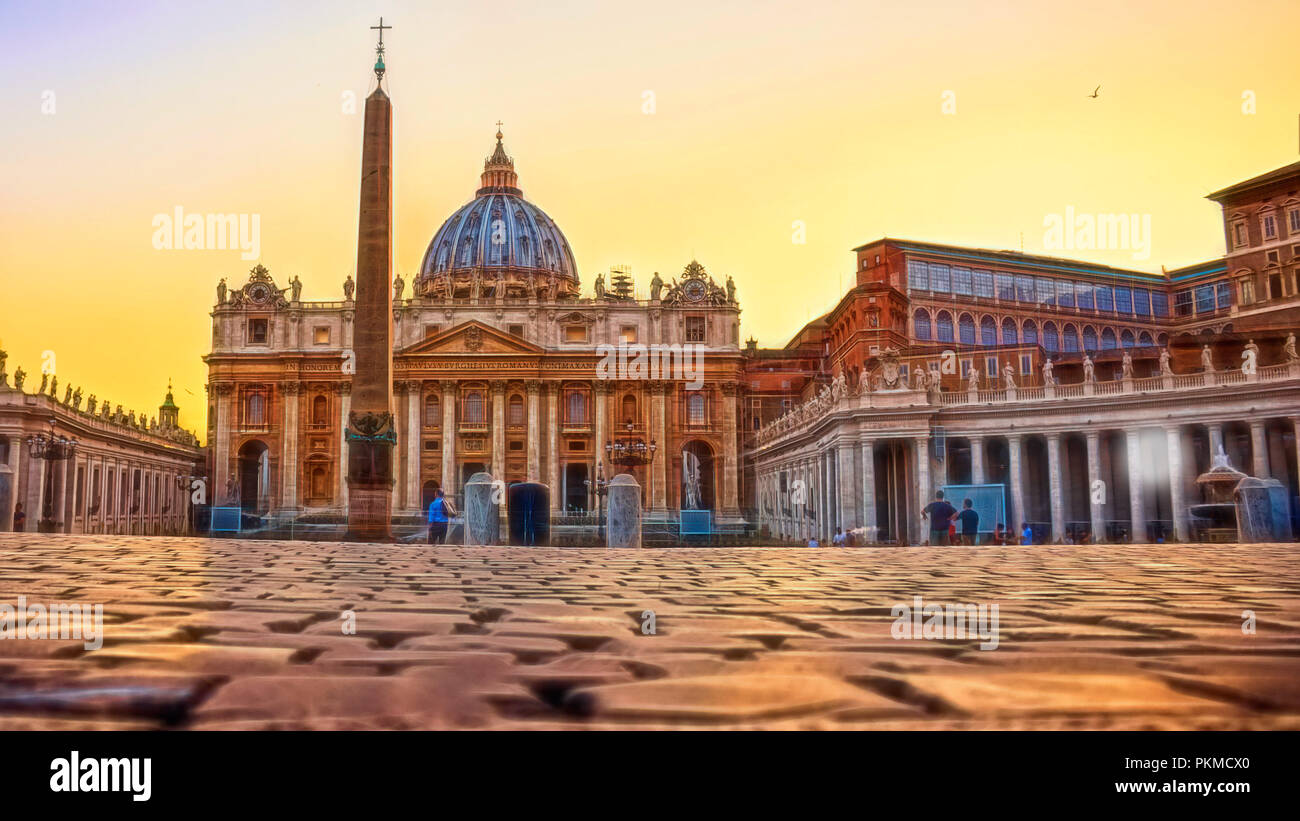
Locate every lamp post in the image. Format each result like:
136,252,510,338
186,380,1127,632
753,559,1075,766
605,420,657,471
26,422,76,533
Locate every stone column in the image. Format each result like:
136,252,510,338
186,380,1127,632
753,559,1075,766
280,381,300,513
337,382,351,509
1,428,21,530
1207,422,1224,459
837,443,856,533
1249,420,1269,478
491,381,506,481
1166,425,1189,542
915,436,930,544
1126,429,1146,542
860,439,876,540
720,382,740,514
651,382,668,511
213,384,233,502
593,382,609,484
440,380,457,498
1007,435,1025,538
970,435,985,484
1085,431,1105,543
405,381,421,512
546,383,560,512
1047,432,1064,543
525,381,540,480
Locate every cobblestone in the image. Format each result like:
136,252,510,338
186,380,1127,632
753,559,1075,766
0,535,1296,729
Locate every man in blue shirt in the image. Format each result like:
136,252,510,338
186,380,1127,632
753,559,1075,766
921,490,957,545
955,498,979,545
427,488,457,545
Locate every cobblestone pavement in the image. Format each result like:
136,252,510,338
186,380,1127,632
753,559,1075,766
1,535,1298,730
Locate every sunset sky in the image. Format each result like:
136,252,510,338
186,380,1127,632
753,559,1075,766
1,0,1297,437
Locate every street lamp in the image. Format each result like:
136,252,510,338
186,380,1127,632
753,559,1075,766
26,422,76,532
604,420,657,470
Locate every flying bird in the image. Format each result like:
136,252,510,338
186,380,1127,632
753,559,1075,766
1088,85,1101,99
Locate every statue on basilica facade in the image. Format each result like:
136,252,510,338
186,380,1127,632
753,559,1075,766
87,395,97,415
0,349,7,387
48,375,57,398
217,278,227,305
63,385,72,404
1121,351,1134,379
967,366,980,392
650,271,663,301
1159,347,1174,376
393,274,405,302
1201,344,1213,372
1042,358,1054,384
290,275,302,302
343,275,355,301
1002,362,1017,389
726,275,736,304
39,373,48,394
13,366,25,390
594,274,605,299
1083,354,1095,382
72,387,82,410
1285,332,1298,362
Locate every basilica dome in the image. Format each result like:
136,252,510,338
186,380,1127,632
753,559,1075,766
417,130,579,298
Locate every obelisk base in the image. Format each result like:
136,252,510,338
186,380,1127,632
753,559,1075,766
344,436,395,542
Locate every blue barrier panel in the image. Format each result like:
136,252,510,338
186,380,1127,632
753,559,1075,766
210,506,243,532
679,510,712,536
940,484,1006,534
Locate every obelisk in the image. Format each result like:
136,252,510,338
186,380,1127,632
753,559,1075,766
345,18,396,541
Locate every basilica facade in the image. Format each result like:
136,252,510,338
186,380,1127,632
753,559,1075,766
204,131,745,522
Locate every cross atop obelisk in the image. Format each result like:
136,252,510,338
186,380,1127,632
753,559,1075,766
370,17,392,82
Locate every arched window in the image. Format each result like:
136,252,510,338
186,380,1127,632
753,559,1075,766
244,391,266,426
565,390,588,425
621,394,637,424
958,313,975,345
1022,320,1038,346
980,316,997,347
424,394,440,427
311,395,328,426
1083,326,1098,351
1138,331,1154,347
1101,328,1117,349
1062,324,1079,352
936,311,954,343
508,394,525,426
463,390,485,424
913,310,931,340
1043,322,1059,353
1121,329,1135,349
687,393,707,426
1001,317,1018,345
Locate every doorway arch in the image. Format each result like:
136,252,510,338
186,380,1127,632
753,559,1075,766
237,439,270,513
680,440,716,511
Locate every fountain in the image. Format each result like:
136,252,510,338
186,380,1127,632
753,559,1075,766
1189,447,1247,542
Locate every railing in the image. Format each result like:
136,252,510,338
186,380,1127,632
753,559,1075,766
754,359,1300,448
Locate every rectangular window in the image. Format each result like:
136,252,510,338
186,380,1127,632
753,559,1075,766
1014,275,1034,302
1150,291,1169,317
1215,281,1232,309
1132,288,1151,316
619,325,638,344
985,356,998,380
684,316,706,343
508,324,525,338
995,273,1015,300
928,264,951,293
1113,286,1133,313
1020,354,1032,375
960,359,972,376
951,267,973,296
1174,289,1193,316
424,324,441,338
1095,285,1113,312
907,259,929,291
313,326,330,344
1263,214,1277,239
1233,222,1247,247
1289,208,1300,235
1035,278,1055,306
1076,282,1094,310
1194,284,1215,313
972,269,994,298
248,318,268,344
1240,279,1255,304
1056,280,1075,308
564,325,587,343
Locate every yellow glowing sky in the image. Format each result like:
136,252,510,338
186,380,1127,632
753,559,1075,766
1,0,1297,439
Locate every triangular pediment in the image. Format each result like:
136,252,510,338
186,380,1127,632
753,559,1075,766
399,320,544,355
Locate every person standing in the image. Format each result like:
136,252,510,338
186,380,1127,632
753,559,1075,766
11,503,25,532
427,489,457,545
1020,522,1034,545
921,490,957,546
955,498,979,545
